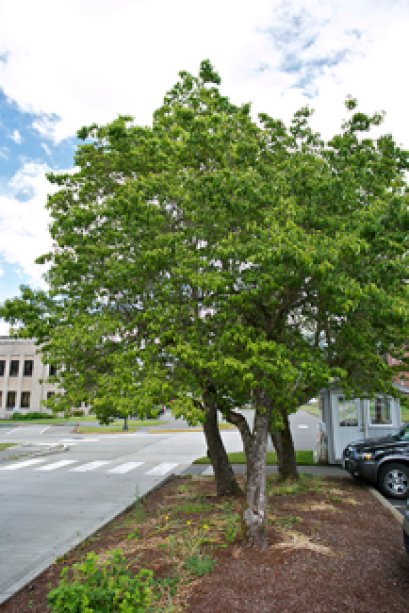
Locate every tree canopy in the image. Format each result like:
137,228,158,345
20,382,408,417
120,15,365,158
2,59,409,547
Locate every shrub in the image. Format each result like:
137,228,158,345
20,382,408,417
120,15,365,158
71,409,85,417
47,549,153,612
15,412,55,420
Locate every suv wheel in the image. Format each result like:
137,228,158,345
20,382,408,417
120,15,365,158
378,462,409,499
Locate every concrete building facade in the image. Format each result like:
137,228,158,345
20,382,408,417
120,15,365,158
0,336,59,419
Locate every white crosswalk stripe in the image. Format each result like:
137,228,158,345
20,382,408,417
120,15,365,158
145,462,179,476
107,462,144,474
0,459,183,476
0,458,47,470
69,461,110,472
35,460,78,471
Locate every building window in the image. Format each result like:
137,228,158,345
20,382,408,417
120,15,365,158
338,396,358,426
0,360,5,376
6,391,16,408
369,397,392,425
47,392,55,400
21,392,31,409
23,360,33,376
49,365,57,377
9,361,19,377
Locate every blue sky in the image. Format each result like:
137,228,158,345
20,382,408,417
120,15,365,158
1,0,409,334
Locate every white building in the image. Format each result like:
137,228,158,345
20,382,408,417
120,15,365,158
0,336,59,418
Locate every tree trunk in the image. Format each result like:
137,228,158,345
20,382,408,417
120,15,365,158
243,407,270,549
203,394,242,496
270,409,298,480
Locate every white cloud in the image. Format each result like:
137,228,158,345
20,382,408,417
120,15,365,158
40,142,51,155
0,162,78,288
8,129,22,144
0,147,9,159
0,0,408,153
0,0,409,307
0,267,4,276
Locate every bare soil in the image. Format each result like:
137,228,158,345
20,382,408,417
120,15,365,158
1,473,407,612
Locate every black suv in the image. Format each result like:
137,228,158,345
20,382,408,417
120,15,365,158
342,423,409,499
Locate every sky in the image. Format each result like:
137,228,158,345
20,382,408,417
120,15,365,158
1,0,409,335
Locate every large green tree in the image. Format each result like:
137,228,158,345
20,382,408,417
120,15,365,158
2,60,409,548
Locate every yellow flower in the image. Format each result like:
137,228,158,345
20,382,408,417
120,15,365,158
203,524,209,530
186,521,191,526
165,516,168,520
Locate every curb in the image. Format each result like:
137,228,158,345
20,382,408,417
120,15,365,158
0,444,69,464
0,472,178,606
368,487,404,526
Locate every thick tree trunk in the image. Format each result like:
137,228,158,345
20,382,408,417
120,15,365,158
244,408,270,549
270,409,298,480
203,392,242,496
226,403,270,549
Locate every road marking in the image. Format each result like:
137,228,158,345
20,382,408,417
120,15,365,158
145,462,179,476
35,460,78,471
0,458,47,470
5,429,18,436
40,426,51,434
202,466,214,476
69,461,110,472
81,439,100,442
107,462,144,474
298,425,309,429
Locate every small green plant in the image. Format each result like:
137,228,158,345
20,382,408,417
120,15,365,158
47,549,153,612
172,502,212,514
127,528,139,540
133,486,146,523
267,473,324,496
183,554,215,576
224,513,241,543
270,515,302,529
330,496,342,503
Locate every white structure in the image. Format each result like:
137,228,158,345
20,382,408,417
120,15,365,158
316,383,402,464
0,336,60,418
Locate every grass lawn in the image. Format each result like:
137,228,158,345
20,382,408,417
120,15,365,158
401,406,409,423
299,402,319,416
194,449,314,465
77,420,167,433
0,442,19,451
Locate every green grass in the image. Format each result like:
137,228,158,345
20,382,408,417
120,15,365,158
401,407,409,423
0,415,100,425
0,443,19,451
267,473,324,495
299,402,319,416
193,449,314,465
78,420,167,433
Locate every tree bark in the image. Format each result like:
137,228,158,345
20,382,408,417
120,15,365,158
227,403,270,550
270,409,298,480
202,390,242,496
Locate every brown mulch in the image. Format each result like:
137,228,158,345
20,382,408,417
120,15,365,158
1,473,408,612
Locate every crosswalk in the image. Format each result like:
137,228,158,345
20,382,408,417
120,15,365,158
0,458,180,476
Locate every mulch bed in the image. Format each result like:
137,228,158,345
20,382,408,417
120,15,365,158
1,473,407,612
